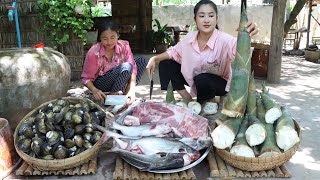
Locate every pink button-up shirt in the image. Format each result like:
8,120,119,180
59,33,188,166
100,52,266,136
166,29,237,96
81,40,136,85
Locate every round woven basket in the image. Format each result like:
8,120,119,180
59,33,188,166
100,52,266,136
216,120,301,171
14,97,111,171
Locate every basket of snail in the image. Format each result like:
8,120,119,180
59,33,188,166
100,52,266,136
14,97,111,171
215,120,301,171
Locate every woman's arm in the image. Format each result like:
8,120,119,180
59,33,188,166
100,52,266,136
85,81,106,101
146,52,170,79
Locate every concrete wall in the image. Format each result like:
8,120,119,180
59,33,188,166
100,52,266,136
153,4,320,47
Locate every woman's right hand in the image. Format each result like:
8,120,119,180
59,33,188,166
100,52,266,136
92,88,106,101
146,57,156,80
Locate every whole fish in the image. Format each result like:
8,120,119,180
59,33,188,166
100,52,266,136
94,124,140,143
110,147,190,171
109,121,172,137
112,137,201,162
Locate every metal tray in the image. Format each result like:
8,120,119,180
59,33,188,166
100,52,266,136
121,143,212,173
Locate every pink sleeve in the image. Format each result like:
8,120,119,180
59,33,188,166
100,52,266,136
166,41,183,64
123,41,137,75
81,50,98,85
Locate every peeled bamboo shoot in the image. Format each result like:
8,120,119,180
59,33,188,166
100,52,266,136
245,115,266,146
222,1,251,118
275,106,300,151
230,115,255,157
261,93,282,124
166,80,176,104
211,116,243,149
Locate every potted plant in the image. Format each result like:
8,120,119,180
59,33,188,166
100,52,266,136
152,19,173,53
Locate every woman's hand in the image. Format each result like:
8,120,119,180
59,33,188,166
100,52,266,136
92,88,106,101
246,21,259,37
126,90,135,105
146,57,156,80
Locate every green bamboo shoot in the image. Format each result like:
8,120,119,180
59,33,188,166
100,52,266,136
246,72,257,117
211,116,243,149
261,93,282,124
166,80,176,104
222,1,251,118
275,106,300,151
230,115,255,157
216,113,229,126
258,123,281,157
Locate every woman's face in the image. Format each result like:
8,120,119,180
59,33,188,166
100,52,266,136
100,29,118,50
195,4,217,35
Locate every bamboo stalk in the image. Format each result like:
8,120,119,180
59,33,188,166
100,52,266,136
147,172,154,180
57,170,64,175
225,164,237,177
179,170,188,180
113,157,123,180
24,164,34,176
243,170,252,178
154,173,162,180
123,161,131,180
234,168,244,178
171,172,179,180
16,161,29,175
274,166,285,177
247,72,257,117
261,92,282,124
80,163,88,175
222,0,251,118
131,166,140,180
251,171,260,178
73,166,80,175
216,155,228,177
65,168,73,175
33,168,42,175
258,170,268,177
162,173,171,180
88,160,97,174
186,168,196,180
245,115,266,146
139,171,148,180
41,170,49,175
207,151,219,177
266,169,275,177
280,164,292,178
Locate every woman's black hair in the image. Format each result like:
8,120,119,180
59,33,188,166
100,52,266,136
96,21,120,42
194,0,219,29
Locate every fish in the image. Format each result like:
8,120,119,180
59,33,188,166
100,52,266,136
112,137,201,162
178,136,212,151
108,121,172,137
94,124,140,143
110,147,189,171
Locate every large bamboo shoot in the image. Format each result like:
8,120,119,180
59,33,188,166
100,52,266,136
275,106,300,151
261,93,282,124
245,115,266,146
211,116,243,149
230,115,255,157
222,0,251,118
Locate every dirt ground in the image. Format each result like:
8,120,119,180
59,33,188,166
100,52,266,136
5,54,320,180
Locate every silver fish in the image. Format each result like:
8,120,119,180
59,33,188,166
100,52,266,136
94,124,140,144
109,121,172,137
113,137,201,162
110,147,188,171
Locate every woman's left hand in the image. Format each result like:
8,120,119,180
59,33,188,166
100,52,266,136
126,90,136,105
246,21,259,37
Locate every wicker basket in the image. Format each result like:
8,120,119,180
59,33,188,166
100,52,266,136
14,97,111,171
216,120,301,171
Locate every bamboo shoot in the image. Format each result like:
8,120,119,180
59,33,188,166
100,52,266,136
275,106,300,151
247,72,257,117
222,1,251,118
211,116,243,149
245,115,266,146
166,80,176,104
261,93,282,124
230,115,255,157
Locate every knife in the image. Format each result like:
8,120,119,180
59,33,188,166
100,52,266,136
149,74,154,100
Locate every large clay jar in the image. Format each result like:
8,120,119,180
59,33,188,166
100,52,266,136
0,48,71,129
0,118,21,179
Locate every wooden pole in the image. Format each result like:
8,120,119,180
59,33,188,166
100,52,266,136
267,0,286,83
306,0,312,47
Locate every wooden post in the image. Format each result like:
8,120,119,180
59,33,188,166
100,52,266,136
306,0,312,47
267,0,286,83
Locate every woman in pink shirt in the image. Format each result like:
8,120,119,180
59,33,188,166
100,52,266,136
82,21,147,104
146,0,258,104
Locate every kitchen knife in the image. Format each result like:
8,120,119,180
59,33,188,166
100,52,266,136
149,74,154,100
